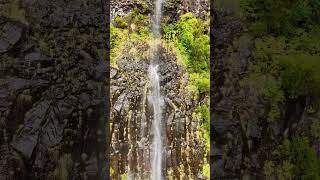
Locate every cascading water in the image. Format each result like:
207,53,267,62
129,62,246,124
149,0,164,179
148,65,164,180
111,0,209,179
153,0,163,37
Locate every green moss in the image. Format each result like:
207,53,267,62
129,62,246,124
195,104,210,130
114,16,128,29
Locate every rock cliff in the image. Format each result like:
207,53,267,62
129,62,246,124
211,1,320,179
110,39,207,179
0,0,108,179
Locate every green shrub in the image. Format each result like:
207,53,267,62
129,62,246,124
277,54,320,100
164,13,210,95
264,137,320,179
110,24,128,63
176,13,210,72
241,0,320,36
114,16,128,29
241,73,284,122
246,35,320,120
195,104,210,131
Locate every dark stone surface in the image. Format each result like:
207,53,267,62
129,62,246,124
211,2,320,180
0,0,108,179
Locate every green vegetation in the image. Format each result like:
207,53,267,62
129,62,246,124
111,11,210,128
164,13,210,76
164,14,210,145
110,24,128,64
240,0,320,178
110,10,152,66
121,173,128,180
263,137,320,179
195,104,210,134
111,10,210,178
164,15,210,176
112,12,210,95
240,0,320,122
241,0,320,36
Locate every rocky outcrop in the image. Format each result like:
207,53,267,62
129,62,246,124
111,0,209,21
211,2,320,179
110,40,207,179
211,2,280,178
0,0,108,179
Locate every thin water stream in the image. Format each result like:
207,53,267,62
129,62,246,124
149,0,164,179
148,65,163,180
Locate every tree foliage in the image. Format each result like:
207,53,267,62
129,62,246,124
241,0,320,36
264,137,320,179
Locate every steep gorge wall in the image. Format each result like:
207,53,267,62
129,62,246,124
211,2,320,179
0,0,108,179
110,40,207,179
111,0,209,21
110,0,210,179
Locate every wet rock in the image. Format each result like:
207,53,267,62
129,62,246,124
212,114,235,135
24,51,50,65
247,119,261,139
11,100,51,159
114,93,126,113
84,157,98,177
79,93,91,109
212,159,226,177
40,107,68,147
0,22,23,53
94,61,108,81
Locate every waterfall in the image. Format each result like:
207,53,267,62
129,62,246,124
153,0,163,37
149,0,164,179
148,65,164,180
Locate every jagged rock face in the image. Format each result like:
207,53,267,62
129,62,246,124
211,3,320,179
0,0,108,179
111,41,207,179
111,0,209,21
211,5,274,178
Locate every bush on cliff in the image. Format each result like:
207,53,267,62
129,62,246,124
164,13,210,95
264,137,320,179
